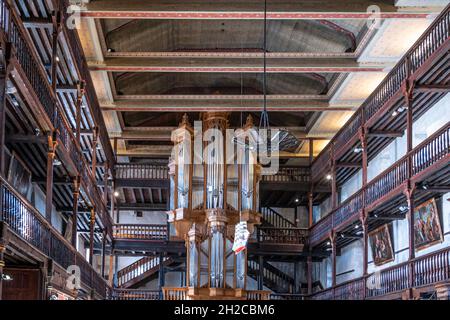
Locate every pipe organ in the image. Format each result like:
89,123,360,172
168,113,262,299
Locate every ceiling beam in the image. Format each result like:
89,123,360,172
368,130,404,138
81,1,437,20
415,84,450,93
101,99,356,112
116,145,173,157
369,214,406,221
22,17,52,28
111,126,318,140
117,203,167,211
336,162,362,168
6,134,47,144
106,51,355,59
88,57,385,73
114,94,329,101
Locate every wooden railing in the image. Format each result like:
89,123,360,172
310,288,334,300
117,255,167,287
311,145,331,182
333,111,363,158
115,163,169,180
366,263,410,298
262,166,310,183
113,224,168,240
364,157,408,206
162,287,189,300
311,5,450,179
332,190,363,230
333,277,366,300
247,259,295,293
246,290,271,300
260,207,296,229
269,293,305,300
411,124,450,176
309,213,332,246
0,176,108,298
257,227,308,245
110,289,161,300
311,247,450,299
310,122,450,246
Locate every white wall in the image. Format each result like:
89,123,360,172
32,183,64,234
318,93,450,283
116,210,167,224
270,206,309,228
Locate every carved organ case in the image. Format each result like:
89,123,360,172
168,113,261,299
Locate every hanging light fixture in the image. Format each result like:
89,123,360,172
257,0,300,153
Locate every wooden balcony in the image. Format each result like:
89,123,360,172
161,287,270,300
311,247,450,300
310,122,450,247
0,0,112,235
254,226,308,254
0,176,108,298
311,5,450,183
115,163,170,188
113,224,168,241
109,289,161,300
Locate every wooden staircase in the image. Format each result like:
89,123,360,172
247,258,296,293
116,255,173,288
260,207,296,228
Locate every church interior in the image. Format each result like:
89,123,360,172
0,0,449,301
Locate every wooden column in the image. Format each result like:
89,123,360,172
406,188,415,260
108,254,114,287
0,53,10,177
307,255,313,295
101,230,107,278
0,242,5,300
405,185,416,297
111,179,116,220
158,252,165,298
103,164,109,206
51,11,62,93
75,81,86,148
91,127,99,175
360,211,369,277
89,208,96,265
359,127,369,294
0,222,8,300
258,255,264,290
330,146,338,209
403,71,416,298
71,176,80,248
113,138,118,162
308,192,314,227
330,233,337,288
46,133,58,222
308,139,314,227
359,128,368,186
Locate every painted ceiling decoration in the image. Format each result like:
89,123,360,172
74,0,446,162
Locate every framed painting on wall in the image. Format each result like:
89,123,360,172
369,224,394,266
414,198,443,251
7,151,32,198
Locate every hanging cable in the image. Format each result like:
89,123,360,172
259,0,270,131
